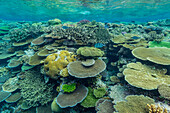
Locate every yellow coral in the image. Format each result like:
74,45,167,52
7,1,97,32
44,50,76,79
147,104,168,113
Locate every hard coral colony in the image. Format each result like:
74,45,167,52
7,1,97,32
0,17,169,113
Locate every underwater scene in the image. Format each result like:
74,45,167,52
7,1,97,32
0,0,170,113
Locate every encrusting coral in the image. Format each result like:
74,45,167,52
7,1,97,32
44,50,76,79
19,70,54,107
123,62,170,90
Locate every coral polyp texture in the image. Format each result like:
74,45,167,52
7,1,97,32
44,50,76,79
67,59,106,78
123,62,170,90
132,47,170,65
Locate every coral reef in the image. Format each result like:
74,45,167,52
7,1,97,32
93,87,106,98
132,47,170,65
67,59,106,78
5,92,21,103
81,87,98,108
123,62,170,90
56,85,88,108
0,91,11,103
77,47,104,57
158,84,170,100
18,70,54,107
95,99,114,113
44,50,76,79
147,104,168,113
62,83,76,93
114,95,155,113
2,77,19,92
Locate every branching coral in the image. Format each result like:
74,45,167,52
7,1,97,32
19,70,54,107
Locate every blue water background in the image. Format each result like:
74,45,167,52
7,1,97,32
0,0,170,22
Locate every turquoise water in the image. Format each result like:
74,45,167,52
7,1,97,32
0,0,170,113
0,0,170,22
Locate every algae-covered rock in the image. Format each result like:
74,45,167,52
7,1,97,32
77,47,104,57
114,95,155,113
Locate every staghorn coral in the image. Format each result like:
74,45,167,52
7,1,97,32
123,62,170,90
44,50,76,79
114,95,155,113
19,70,54,107
132,47,170,65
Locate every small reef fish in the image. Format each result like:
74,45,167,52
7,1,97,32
131,36,140,39
94,43,105,48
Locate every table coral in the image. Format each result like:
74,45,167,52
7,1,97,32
44,50,76,79
123,62,170,90
2,76,19,92
132,47,170,65
67,59,106,78
77,47,104,57
114,95,155,113
56,85,88,108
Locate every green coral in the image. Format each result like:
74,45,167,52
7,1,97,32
93,87,106,98
149,41,170,48
62,83,76,93
80,87,98,108
77,47,104,57
114,95,155,113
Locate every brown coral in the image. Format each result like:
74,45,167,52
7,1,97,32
123,62,170,90
114,95,155,113
132,47,170,65
67,59,106,78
